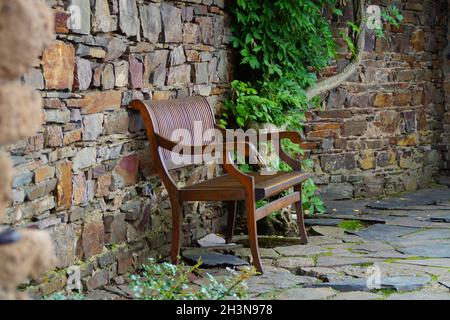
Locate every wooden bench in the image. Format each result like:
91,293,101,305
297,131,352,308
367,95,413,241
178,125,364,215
130,96,310,273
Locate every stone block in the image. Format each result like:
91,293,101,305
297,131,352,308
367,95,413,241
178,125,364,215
129,55,143,89
167,64,191,86
74,57,92,91
119,0,139,37
34,166,55,183
73,147,97,172
114,60,129,87
56,161,73,210
104,212,127,244
144,50,169,87
93,0,116,33
161,2,183,42
72,172,88,205
140,3,161,43
50,224,78,268
112,154,139,188
193,62,209,84
67,91,122,114
341,120,367,136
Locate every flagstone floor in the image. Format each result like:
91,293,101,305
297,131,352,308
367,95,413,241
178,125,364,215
89,186,450,300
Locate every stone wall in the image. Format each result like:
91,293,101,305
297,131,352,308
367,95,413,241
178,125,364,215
304,0,448,200
4,0,230,295
441,0,450,173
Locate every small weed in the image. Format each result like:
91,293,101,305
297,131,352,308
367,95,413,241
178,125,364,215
338,220,364,231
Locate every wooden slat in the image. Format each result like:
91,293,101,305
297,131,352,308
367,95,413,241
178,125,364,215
251,172,311,200
255,192,301,221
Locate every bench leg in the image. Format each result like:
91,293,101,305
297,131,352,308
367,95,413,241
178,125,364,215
246,198,264,273
226,201,237,244
170,198,183,264
294,184,308,244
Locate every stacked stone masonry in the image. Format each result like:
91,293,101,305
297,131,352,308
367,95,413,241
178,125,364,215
2,0,449,295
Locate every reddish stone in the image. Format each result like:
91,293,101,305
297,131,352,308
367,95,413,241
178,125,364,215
82,211,105,259
56,161,73,210
104,212,127,244
308,129,337,139
42,41,75,90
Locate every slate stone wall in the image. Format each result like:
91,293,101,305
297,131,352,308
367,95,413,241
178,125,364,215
5,0,230,295
304,0,449,200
